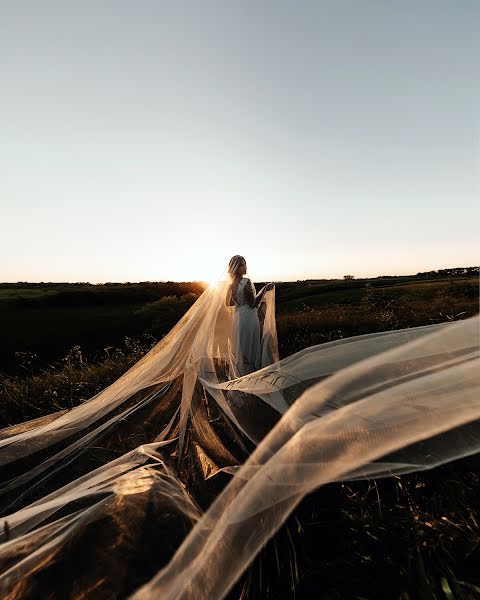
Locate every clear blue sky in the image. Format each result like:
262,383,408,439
1,1,478,282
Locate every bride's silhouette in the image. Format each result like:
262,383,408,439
226,255,275,377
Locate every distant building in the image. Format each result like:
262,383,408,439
344,275,355,280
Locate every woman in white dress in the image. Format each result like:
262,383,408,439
225,255,274,378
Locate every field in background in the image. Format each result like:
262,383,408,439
0,272,478,377
0,270,478,428
0,281,204,375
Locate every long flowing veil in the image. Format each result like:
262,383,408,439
0,261,478,599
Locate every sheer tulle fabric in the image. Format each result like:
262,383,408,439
0,265,478,599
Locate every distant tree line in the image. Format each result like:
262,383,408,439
415,266,479,278
370,266,478,280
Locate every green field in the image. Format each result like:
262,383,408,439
0,275,478,376
0,281,204,374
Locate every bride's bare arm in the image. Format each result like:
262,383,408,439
243,280,274,308
254,283,274,307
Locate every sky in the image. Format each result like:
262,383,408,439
1,0,478,283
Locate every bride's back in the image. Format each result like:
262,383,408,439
230,276,255,308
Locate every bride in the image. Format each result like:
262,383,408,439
225,255,274,377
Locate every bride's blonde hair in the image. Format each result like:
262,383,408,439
228,255,246,279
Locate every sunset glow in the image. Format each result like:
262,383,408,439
1,2,478,283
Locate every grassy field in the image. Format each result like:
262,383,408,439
1,275,477,377
0,281,204,375
0,274,477,424
0,273,478,599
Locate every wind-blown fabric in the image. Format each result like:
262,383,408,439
0,267,478,599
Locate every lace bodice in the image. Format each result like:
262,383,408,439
230,277,255,308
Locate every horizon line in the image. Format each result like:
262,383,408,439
2,265,478,286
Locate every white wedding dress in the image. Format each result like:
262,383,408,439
229,277,262,378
